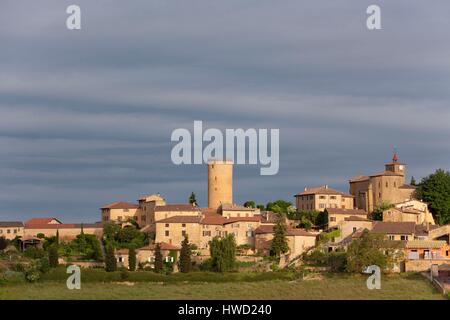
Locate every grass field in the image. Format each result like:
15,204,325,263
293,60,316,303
0,273,445,300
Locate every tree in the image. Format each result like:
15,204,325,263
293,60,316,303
56,230,60,246
270,217,289,258
410,176,416,186
416,169,450,225
189,192,197,205
154,243,163,273
209,234,236,272
0,237,8,251
179,235,192,273
371,201,393,221
128,246,136,271
266,199,293,214
346,230,403,273
48,245,59,267
257,204,265,211
104,244,117,272
243,201,256,208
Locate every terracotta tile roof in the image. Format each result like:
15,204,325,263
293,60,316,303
369,171,404,177
326,208,367,216
223,216,261,224
344,216,371,222
406,240,447,249
255,225,275,234
25,223,102,229
201,214,226,225
414,224,439,236
221,203,257,211
101,201,139,210
295,186,353,198
155,215,202,224
259,239,272,250
286,229,316,237
372,221,416,235
154,204,200,212
0,221,24,228
25,217,62,226
349,175,370,183
200,208,219,215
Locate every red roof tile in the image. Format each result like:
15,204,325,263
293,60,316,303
155,215,202,224
154,204,200,212
101,201,139,209
326,208,367,216
25,217,62,226
295,186,354,197
372,221,416,235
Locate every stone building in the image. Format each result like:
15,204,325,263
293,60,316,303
349,153,416,213
294,185,354,211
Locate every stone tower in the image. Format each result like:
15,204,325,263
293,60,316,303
208,160,233,209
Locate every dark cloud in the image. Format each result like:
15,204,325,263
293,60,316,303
0,0,449,221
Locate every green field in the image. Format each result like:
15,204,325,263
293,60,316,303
0,273,445,300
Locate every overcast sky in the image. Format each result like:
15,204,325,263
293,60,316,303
1,0,449,222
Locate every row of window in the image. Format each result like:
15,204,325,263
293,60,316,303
378,181,398,188
0,229,20,234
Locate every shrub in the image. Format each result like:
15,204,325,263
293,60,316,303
210,234,237,272
39,258,51,273
24,262,41,283
328,252,347,272
120,269,130,281
24,247,45,259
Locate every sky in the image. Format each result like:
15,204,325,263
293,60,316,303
0,0,449,222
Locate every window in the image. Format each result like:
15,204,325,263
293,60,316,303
14,229,17,234
394,182,397,188
7,229,11,234
400,235,408,241
203,231,211,237
165,223,169,227
319,203,325,209
182,223,186,228
246,231,254,237
182,230,186,236
378,193,381,199
237,213,241,217
124,208,129,212
232,223,240,228
319,195,326,199
117,216,122,221
330,196,336,200
386,182,388,188
388,235,395,240
141,215,146,222
330,217,336,222
165,230,170,237
353,227,357,233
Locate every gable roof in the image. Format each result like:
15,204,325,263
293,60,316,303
0,221,24,228
221,204,257,211
25,217,62,226
326,208,367,216
295,186,353,198
25,223,102,230
101,201,139,210
154,204,200,212
372,221,416,235
344,216,372,222
406,240,446,249
201,214,226,225
254,225,315,237
155,215,202,224
349,175,370,183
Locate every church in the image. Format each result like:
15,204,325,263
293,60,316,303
349,153,416,213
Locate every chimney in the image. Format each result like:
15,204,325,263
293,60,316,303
325,185,328,189
304,187,307,191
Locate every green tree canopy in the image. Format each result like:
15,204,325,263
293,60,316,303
48,245,59,268
154,243,163,273
104,244,117,272
243,201,256,208
416,169,450,225
209,234,237,272
270,217,289,258
371,201,393,221
266,199,293,214
128,246,137,271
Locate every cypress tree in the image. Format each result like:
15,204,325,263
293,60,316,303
105,244,117,272
128,246,136,271
48,245,59,267
179,235,192,273
154,243,163,273
270,217,289,258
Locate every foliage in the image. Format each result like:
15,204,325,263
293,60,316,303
346,230,403,273
23,261,41,282
154,243,163,273
416,169,450,225
256,204,265,210
128,246,136,271
189,192,197,205
24,247,46,259
48,245,59,267
43,235,58,250
318,229,341,244
0,237,8,251
68,233,103,261
270,218,289,258
266,199,294,214
104,244,117,272
410,176,416,186
36,233,45,239
120,269,130,280
243,201,256,208
288,210,328,230
179,235,192,273
103,222,145,249
372,201,393,221
328,251,347,272
209,234,237,272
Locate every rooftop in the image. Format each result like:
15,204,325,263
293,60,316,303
372,221,416,235
154,204,200,212
0,221,24,228
101,201,139,210
295,185,354,197
155,215,202,224
326,208,367,215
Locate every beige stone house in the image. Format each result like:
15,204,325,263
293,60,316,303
349,153,416,213
295,185,354,211
371,221,416,241
254,225,316,257
24,217,102,240
116,242,181,269
101,201,139,223
383,199,435,225
0,221,24,240
325,208,368,228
